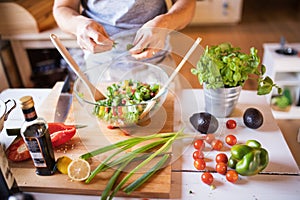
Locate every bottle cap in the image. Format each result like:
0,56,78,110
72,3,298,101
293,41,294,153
19,96,34,110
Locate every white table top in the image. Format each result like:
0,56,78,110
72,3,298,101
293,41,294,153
1,88,299,200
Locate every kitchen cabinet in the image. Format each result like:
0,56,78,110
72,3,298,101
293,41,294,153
262,43,300,119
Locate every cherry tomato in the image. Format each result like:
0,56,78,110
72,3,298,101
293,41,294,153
193,139,205,150
226,119,237,129
201,172,214,185
216,162,227,175
225,134,237,146
211,139,223,151
194,158,206,170
226,170,239,183
192,150,204,160
215,153,228,164
205,133,215,144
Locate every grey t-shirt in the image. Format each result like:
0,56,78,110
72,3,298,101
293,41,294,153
79,0,175,75
81,0,168,36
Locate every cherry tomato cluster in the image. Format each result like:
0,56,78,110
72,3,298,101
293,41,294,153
192,119,240,186
214,153,239,183
225,119,237,146
193,139,206,170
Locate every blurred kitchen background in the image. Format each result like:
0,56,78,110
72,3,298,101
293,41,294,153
0,0,299,166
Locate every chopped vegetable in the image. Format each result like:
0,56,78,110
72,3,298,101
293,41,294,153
93,79,160,126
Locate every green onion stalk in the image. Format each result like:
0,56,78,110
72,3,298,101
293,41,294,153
79,129,191,200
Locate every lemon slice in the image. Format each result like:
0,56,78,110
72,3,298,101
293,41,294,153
57,156,73,174
67,158,91,181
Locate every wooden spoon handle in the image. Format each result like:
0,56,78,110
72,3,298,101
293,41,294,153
50,34,105,101
140,37,202,120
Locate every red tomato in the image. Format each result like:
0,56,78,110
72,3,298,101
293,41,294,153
225,134,237,146
216,162,227,175
193,139,205,150
194,158,206,170
201,172,214,185
6,137,30,162
205,134,215,144
215,153,228,164
226,170,239,183
211,139,223,151
226,119,237,129
192,150,204,160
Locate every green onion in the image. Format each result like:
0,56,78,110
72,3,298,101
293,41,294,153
124,153,170,194
80,129,187,200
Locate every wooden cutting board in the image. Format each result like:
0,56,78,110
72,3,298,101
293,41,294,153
9,82,174,198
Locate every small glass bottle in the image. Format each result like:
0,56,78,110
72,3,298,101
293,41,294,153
19,96,56,176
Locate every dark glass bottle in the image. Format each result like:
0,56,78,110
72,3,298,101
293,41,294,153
19,96,56,176
0,144,20,200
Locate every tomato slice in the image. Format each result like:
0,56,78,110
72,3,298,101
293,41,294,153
6,137,30,162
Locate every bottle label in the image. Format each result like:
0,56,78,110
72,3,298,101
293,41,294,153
25,138,47,168
0,144,14,189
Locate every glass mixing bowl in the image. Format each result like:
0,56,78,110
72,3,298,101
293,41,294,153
73,60,169,127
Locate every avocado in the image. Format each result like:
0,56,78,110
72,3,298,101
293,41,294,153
189,112,219,134
243,108,264,129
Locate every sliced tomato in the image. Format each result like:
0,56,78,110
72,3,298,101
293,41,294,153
6,137,30,162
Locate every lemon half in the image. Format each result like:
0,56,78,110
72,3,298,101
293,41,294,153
56,156,73,174
67,158,91,181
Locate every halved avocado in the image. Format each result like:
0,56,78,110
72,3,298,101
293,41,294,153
243,108,264,129
189,112,218,134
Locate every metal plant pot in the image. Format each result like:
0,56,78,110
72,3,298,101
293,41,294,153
204,86,242,118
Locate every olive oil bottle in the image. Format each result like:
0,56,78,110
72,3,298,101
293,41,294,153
19,96,56,175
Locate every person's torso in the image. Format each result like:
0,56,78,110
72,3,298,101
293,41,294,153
81,0,168,36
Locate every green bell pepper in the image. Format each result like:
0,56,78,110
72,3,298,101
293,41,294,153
228,140,269,176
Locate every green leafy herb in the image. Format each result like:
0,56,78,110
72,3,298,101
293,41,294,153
191,43,281,95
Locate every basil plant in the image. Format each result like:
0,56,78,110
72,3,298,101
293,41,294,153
191,43,281,95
